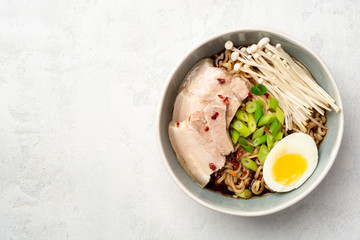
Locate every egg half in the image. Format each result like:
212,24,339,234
263,132,318,192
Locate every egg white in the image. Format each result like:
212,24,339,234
263,132,318,192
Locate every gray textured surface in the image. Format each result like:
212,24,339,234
0,0,358,239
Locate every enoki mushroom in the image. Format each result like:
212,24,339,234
223,38,341,132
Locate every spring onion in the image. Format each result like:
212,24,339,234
258,113,276,127
232,120,250,137
275,131,283,141
266,133,274,149
238,138,254,153
253,135,267,146
251,84,268,96
252,126,265,140
254,106,263,123
247,113,256,133
231,130,240,144
276,107,285,125
246,102,258,113
236,110,248,122
269,97,278,111
258,144,269,164
236,189,253,199
241,157,258,171
269,119,281,137
254,100,263,108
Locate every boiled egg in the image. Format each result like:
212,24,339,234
263,132,318,192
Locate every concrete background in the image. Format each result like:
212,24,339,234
0,0,359,239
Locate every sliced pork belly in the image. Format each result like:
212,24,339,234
172,58,249,127
202,104,234,155
169,58,249,187
169,104,233,188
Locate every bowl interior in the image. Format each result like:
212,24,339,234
157,29,343,216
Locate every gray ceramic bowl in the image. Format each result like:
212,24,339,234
156,28,344,216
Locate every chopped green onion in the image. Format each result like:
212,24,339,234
258,144,269,164
276,107,285,125
238,138,254,153
231,130,240,144
258,113,276,127
253,135,267,146
251,84,268,95
236,110,248,122
232,120,250,137
275,131,283,141
236,189,253,199
252,126,265,140
241,157,258,171
269,97,278,111
246,102,258,113
254,106,263,123
266,133,274,149
254,100,263,108
269,119,281,137
247,113,256,133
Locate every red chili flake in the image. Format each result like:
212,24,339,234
204,126,209,131
217,78,225,84
218,94,223,99
230,155,237,163
209,163,217,171
242,170,247,175
211,112,219,120
233,162,239,170
236,149,243,160
223,97,229,106
265,128,272,134
247,92,253,101
176,121,180,127
265,93,269,98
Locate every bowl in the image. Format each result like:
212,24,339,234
156,28,344,216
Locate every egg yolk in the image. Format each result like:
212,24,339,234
272,153,307,186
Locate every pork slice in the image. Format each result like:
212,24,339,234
169,58,249,188
169,121,214,187
202,104,234,155
223,96,240,127
168,104,233,188
172,58,249,127
172,91,212,126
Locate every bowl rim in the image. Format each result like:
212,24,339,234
156,27,344,216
